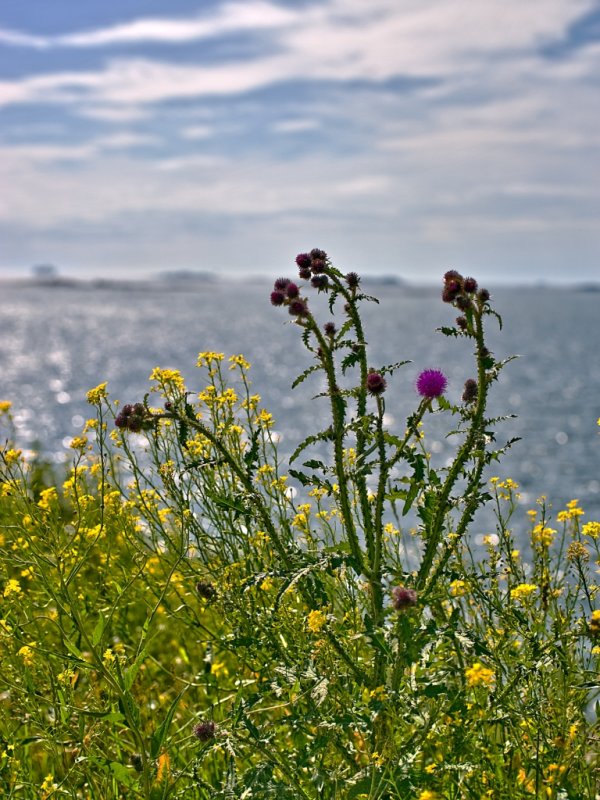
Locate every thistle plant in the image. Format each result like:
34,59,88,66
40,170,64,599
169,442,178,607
0,254,598,798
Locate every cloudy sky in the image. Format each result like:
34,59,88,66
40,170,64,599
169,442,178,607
0,0,598,282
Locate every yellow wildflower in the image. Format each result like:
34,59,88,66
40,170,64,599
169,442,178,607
567,542,589,561
418,791,439,800
211,660,229,678
532,523,556,547
260,576,274,592
228,354,251,370
38,486,58,510
0,400,12,412
306,609,327,634
257,409,274,427
582,521,600,539
589,610,600,635
149,367,185,392
510,583,538,601
3,579,22,598
57,668,76,686
18,643,36,666
465,662,495,688
86,382,108,404
102,648,116,666
41,773,57,796
69,436,88,450
450,579,467,597
557,500,585,522
197,351,224,367
2,448,22,465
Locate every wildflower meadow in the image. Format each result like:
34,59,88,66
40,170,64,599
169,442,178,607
1,250,599,798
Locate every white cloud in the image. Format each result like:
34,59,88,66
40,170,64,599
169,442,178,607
0,0,598,279
0,0,596,110
0,2,295,49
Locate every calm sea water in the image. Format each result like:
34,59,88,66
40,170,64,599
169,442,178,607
1,279,599,537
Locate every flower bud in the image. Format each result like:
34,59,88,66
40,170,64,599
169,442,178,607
392,586,417,610
366,371,386,395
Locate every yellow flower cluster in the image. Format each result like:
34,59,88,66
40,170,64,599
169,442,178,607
86,382,108,404
589,610,600,635
490,477,519,497
567,541,589,561
557,499,584,523
306,609,327,634
2,448,22,465
197,351,224,367
532,523,556,547
149,367,185,392
450,579,467,597
582,521,600,539
510,583,538,601
17,643,36,666
228,354,250,370
3,578,22,598
465,662,495,688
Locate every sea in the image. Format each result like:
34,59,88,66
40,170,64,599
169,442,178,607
1,277,599,544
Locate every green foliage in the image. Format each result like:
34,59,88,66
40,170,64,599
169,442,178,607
0,258,599,798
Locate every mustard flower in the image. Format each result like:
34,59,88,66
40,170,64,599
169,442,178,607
510,583,538,602
86,382,108,404
306,609,327,634
465,662,495,688
582,521,600,539
3,579,22,598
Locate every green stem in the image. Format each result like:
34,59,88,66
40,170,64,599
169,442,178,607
416,307,489,591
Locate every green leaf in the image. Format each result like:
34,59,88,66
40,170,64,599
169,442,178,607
402,481,421,516
91,615,105,647
292,363,322,389
289,429,332,465
151,688,187,759
123,646,148,691
109,761,135,786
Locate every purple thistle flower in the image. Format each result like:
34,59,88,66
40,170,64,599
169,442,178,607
298,266,312,280
346,272,360,288
366,371,387,396
463,277,478,293
462,378,478,404
295,253,312,269
193,720,216,742
288,299,308,317
311,259,327,275
270,290,285,306
286,282,300,299
443,269,463,284
392,586,417,610
274,277,291,291
310,248,327,261
416,369,448,399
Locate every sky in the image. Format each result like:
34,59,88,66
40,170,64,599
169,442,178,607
0,0,599,283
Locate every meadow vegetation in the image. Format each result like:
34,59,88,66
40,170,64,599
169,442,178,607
0,250,599,798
